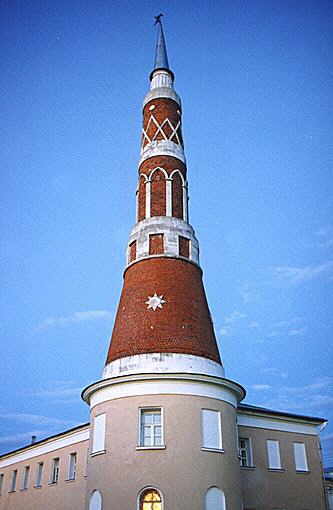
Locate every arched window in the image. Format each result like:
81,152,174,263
205,487,226,510
151,169,166,217
139,488,162,510
89,490,102,510
171,172,184,219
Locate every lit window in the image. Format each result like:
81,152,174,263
239,438,253,467
266,440,282,469
10,470,17,492
293,442,309,472
21,466,30,490
92,414,106,454
139,409,163,447
201,409,222,450
50,458,60,484
68,453,77,480
35,462,43,487
140,488,162,510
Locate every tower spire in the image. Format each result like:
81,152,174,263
153,14,170,72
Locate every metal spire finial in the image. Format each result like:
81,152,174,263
153,13,170,72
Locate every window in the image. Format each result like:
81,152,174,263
205,487,226,510
50,458,60,484
239,438,252,467
35,462,43,487
266,440,282,469
179,236,190,258
129,240,137,262
68,452,77,480
89,489,102,510
293,442,309,471
139,408,163,447
0,474,4,495
139,488,162,510
21,466,30,490
201,409,222,450
92,414,106,454
149,233,164,255
10,470,17,492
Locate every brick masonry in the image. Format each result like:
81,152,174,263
142,97,183,148
106,257,221,365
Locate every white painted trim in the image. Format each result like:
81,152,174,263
103,353,225,379
143,87,181,108
237,413,321,436
0,429,90,468
82,373,245,410
139,140,185,166
145,181,151,219
166,178,172,216
150,70,173,90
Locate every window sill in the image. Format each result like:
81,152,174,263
90,449,106,457
136,445,166,450
34,485,42,489
296,470,310,474
48,481,58,486
240,465,256,470
201,447,225,453
65,478,76,482
20,488,28,491
268,468,285,472
8,490,16,493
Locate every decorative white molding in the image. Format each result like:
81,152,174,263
82,373,245,410
142,115,181,148
143,87,181,108
139,140,186,166
0,428,90,468
166,178,172,216
151,70,173,90
126,216,199,266
237,413,322,436
183,185,188,222
146,180,151,219
103,353,225,379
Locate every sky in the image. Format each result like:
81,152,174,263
1,0,332,467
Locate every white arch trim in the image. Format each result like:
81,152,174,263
137,486,164,510
148,166,169,180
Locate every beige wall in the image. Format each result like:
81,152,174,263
0,439,88,510
86,394,243,510
239,425,326,510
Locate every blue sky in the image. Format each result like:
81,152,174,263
1,0,332,467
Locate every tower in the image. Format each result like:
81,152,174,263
82,18,245,510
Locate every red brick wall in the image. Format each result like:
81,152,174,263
106,257,221,364
139,156,186,179
172,172,184,219
151,169,166,217
142,98,183,148
149,234,164,255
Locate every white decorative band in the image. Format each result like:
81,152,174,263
0,428,89,468
126,216,199,266
139,140,186,165
103,353,225,379
82,373,245,410
150,70,173,90
237,413,323,436
143,87,181,108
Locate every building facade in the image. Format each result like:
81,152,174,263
0,20,327,510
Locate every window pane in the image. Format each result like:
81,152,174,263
202,409,222,449
267,440,281,469
293,442,308,471
92,414,106,453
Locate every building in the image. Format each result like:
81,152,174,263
0,19,328,510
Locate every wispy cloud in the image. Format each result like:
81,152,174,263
36,310,113,331
262,367,288,379
248,321,260,329
315,227,333,249
267,317,306,339
0,430,46,445
224,311,247,324
219,327,231,336
288,327,307,336
273,260,333,284
251,384,271,391
0,412,75,427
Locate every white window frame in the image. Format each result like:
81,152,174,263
91,413,106,454
35,462,43,488
201,409,223,452
239,437,253,467
293,442,309,472
10,470,17,492
137,407,165,449
50,458,60,484
266,439,282,469
68,452,77,480
21,466,30,490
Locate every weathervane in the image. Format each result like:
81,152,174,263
154,13,164,25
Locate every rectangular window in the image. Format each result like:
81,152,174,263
21,466,29,490
201,409,222,450
35,462,43,487
10,470,17,492
179,236,190,258
0,474,4,495
50,458,59,484
293,442,309,471
129,240,137,263
149,233,164,255
92,414,106,453
267,440,282,469
139,408,163,447
239,438,252,467
68,453,77,480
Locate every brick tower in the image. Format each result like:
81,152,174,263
83,18,245,510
